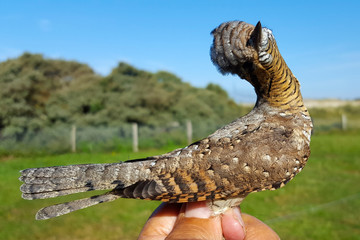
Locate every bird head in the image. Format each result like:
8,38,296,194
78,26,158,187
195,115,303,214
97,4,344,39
210,21,278,99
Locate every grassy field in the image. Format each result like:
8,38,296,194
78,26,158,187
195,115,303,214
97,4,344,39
1,131,359,239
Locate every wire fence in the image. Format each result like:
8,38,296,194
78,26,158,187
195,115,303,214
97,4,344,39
0,114,359,155
312,114,360,133
0,120,220,155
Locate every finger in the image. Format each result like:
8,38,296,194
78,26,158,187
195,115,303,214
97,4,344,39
138,203,182,240
222,207,246,240
242,213,280,240
166,201,223,240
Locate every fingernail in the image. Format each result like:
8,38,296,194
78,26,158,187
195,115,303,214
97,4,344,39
185,201,211,219
233,207,245,232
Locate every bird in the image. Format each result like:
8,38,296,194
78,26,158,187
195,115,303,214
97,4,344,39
19,20,312,220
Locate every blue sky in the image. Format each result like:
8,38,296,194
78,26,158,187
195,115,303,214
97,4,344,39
1,1,359,102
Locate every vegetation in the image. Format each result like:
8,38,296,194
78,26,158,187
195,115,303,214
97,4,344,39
0,53,246,137
0,53,97,138
0,53,255,156
1,132,359,239
308,104,360,132
1,53,360,156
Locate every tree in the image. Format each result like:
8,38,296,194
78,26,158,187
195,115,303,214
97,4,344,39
0,54,247,138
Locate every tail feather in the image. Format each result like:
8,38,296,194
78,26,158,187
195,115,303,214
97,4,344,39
19,159,161,219
35,192,121,220
21,184,116,200
19,161,154,199
20,163,124,193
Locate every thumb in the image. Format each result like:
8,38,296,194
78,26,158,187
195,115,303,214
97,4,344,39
222,207,246,240
242,213,280,240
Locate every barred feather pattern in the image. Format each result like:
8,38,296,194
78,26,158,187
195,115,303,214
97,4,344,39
211,21,309,115
20,20,313,220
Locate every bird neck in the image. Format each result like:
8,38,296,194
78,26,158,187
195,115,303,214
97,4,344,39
253,42,308,116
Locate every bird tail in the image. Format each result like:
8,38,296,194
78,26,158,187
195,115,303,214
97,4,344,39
19,160,157,219
20,163,125,199
35,192,121,220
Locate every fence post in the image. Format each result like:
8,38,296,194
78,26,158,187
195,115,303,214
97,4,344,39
341,114,347,131
132,123,139,152
186,120,192,145
71,125,76,153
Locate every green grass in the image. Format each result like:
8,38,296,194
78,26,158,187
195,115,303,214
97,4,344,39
1,132,360,239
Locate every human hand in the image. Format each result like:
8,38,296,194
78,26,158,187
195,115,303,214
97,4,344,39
138,201,279,240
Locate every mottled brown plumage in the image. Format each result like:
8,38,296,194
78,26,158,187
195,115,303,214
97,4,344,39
20,20,312,220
